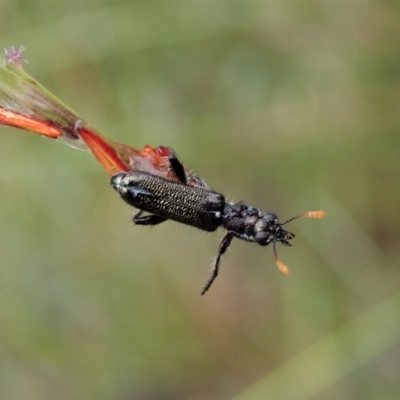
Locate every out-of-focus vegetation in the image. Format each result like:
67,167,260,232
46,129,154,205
0,2,399,400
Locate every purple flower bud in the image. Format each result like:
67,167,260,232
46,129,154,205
2,46,27,68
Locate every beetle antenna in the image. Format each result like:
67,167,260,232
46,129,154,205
273,210,325,275
273,241,289,275
281,210,325,226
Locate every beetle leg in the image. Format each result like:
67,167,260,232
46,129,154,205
201,233,234,295
133,210,167,226
166,148,187,184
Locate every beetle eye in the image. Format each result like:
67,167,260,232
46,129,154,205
263,213,277,224
254,231,270,245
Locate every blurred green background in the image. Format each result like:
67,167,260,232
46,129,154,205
0,2,400,399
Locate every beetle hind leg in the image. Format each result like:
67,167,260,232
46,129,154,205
166,148,187,184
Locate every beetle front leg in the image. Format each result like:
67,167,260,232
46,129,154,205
201,233,234,295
